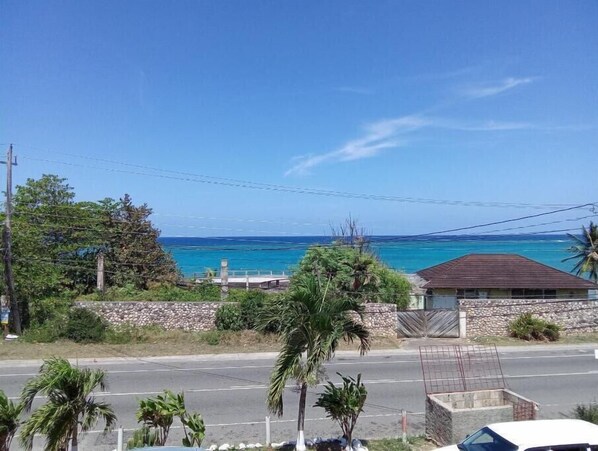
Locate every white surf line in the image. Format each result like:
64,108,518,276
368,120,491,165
0,352,591,378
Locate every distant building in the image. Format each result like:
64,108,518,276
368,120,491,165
415,254,598,309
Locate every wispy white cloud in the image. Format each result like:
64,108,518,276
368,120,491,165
285,116,429,176
285,115,534,176
463,77,536,99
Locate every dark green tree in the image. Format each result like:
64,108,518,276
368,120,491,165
102,194,179,289
1,175,180,330
295,244,411,308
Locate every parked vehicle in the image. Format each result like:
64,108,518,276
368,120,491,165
436,419,598,451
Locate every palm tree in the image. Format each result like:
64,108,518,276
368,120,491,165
314,373,367,451
564,222,598,282
0,390,22,451
19,358,116,451
259,274,370,451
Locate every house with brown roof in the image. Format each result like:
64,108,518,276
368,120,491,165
416,254,597,309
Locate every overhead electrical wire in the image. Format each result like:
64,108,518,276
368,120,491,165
18,151,577,209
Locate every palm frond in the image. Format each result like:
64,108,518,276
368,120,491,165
267,343,302,416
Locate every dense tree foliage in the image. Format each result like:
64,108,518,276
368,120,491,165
1,174,179,328
295,244,411,308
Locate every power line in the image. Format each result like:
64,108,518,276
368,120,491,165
18,152,577,209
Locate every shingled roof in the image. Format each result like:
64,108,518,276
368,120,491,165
416,254,597,290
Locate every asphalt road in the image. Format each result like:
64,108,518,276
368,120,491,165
1,344,597,450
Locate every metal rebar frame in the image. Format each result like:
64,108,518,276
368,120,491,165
419,345,506,395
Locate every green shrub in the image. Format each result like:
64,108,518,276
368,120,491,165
573,402,598,424
509,313,560,341
65,308,107,343
28,297,72,327
105,324,150,344
200,330,222,346
215,304,244,331
20,320,64,343
376,269,411,309
237,290,268,329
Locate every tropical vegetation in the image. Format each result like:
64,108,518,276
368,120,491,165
0,390,21,451
314,373,368,451
572,402,598,425
564,222,598,282
0,174,180,333
295,242,411,309
508,313,560,341
19,357,116,451
259,273,370,451
128,390,205,448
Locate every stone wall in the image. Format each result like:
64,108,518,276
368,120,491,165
459,298,598,336
76,301,399,336
76,301,222,332
358,303,398,337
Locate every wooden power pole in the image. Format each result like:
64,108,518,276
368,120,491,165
1,144,21,334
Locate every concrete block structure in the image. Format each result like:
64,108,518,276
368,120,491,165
425,389,536,445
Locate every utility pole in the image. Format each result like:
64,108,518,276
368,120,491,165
97,252,105,292
1,144,21,334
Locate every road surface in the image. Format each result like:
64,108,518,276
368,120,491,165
1,344,597,450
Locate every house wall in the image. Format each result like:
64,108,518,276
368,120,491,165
459,298,598,336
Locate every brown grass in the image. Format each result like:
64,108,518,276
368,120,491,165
0,331,406,361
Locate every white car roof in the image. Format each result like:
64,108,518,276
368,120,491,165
488,419,598,448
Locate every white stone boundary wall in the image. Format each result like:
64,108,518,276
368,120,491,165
76,301,399,336
76,301,222,332
354,303,398,338
459,298,598,336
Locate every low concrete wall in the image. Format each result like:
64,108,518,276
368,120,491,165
76,301,399,336
459,298,598,336
426,389,534,445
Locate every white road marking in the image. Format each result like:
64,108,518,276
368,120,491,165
0,352,593,378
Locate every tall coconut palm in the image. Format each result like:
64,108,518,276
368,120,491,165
564,222,598,282
259,274,370,451
19,358,116,451
0,390,22,451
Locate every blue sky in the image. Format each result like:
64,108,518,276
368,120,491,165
1,1,597,236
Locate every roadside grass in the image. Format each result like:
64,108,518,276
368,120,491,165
4,329,597,361
365,436,434,451
471,332,598,346
0,330,406,360
268,436,433,451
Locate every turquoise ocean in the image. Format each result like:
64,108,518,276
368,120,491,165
160,235,576,277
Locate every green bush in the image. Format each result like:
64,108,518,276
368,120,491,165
105,324,151,344
237,290,268,329
509,313,560,341
215,304,244,331
573,402,598,424
376,269,411,309
20,320,65,343
200,330,222,346
65,308,107,343
28,297,72,327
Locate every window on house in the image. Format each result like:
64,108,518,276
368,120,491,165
457,289,479,299
511,289,557,299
